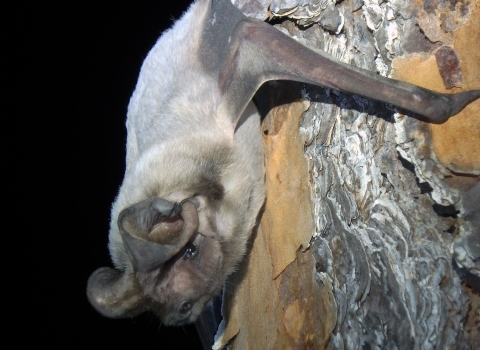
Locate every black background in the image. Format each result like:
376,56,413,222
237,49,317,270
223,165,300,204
6,1,204,348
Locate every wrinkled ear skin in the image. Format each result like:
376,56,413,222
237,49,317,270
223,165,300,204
118,197,182,243
86,267,146,318
87,198,201,318
119,198,199,272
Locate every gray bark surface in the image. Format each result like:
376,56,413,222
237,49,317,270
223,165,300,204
225,0,479,349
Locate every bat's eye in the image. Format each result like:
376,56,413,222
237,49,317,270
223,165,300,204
178,301,192,316
183,243,198,259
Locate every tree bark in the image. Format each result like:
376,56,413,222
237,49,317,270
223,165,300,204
213,1,480,349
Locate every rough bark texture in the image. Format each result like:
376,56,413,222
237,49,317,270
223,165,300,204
214,0,480,349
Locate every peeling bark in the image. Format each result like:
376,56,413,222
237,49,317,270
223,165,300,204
214,1,480,349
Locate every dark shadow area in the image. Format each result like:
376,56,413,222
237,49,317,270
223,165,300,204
432,203,459,218
453,259,480,295
397,151,434,194
255,80,397,125
8,1,203,348
195,294,223,350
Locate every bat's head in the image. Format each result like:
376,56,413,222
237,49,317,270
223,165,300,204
86,195,235,325
86,93,265,325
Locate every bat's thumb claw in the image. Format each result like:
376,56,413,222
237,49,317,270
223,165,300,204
449,89,480,118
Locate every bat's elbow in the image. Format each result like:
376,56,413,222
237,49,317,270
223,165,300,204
423,93,469,123
420,98,451,124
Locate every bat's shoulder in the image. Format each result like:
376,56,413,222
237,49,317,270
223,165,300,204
124,1,218,148
131,1,214,82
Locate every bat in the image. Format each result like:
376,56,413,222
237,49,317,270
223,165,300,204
87,0,480,327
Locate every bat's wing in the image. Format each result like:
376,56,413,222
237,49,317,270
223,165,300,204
194,294,222,350
205,0,480,130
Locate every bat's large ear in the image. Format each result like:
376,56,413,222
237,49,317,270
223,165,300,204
87,267,145,318
118,197,199,272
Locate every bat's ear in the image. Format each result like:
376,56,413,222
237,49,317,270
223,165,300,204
86,267,145,318
118,197,199,272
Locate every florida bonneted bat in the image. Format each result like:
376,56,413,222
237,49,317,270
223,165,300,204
87,0,480,326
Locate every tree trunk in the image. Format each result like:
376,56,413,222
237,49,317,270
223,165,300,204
212,1,480,349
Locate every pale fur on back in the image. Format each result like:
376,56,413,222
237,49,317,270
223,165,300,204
107,0,266,283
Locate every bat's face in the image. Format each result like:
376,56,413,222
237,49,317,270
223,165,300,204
120,196,225,325
87,195,231,325
136,231,224,325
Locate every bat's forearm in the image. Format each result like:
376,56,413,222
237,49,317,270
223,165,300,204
240,20,480,123
305,58,480,123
